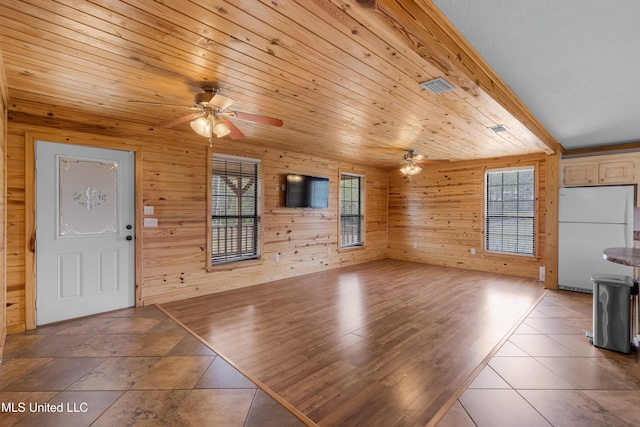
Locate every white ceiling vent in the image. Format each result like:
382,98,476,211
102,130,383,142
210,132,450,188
419,77,455,94
488,124,509,133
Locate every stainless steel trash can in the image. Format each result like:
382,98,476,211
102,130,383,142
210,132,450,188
590,274,637,354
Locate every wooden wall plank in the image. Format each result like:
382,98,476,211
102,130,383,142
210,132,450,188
5,132,25,332
544,152,560,289
0,47,7,353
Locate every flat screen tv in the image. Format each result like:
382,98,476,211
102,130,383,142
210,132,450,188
285,174,329,208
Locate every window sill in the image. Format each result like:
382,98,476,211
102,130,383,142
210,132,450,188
206,258,263,272
338,244,365,253
483,250,540,260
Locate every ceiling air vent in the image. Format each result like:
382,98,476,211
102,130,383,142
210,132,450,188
488,124,509,133
419,77,454,94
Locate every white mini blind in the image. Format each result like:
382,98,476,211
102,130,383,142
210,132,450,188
211,156,260,264
340,173,364,248
485,168,535,255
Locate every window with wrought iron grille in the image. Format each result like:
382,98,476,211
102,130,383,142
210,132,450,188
485,167,535,255
340,173,364,248
210,155,260,265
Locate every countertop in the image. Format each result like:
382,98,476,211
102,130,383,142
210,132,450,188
603,247,640,267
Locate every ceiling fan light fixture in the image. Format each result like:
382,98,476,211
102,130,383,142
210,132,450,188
190,116,211,138
400,163,422,176
212,117,230,138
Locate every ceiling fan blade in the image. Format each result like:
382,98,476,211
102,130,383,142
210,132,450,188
232,111,283,127
209,94,235,110
160,112,203,128
220,116,245,139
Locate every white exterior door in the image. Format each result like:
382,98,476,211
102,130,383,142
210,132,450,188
36,141,135,325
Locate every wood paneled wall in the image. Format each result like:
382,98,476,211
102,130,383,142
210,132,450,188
0,48,7,353
5,131,23,333
5,120,389,332
388,153,548,279
4,117,557,334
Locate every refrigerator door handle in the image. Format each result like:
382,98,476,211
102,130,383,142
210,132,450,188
625,194,634,227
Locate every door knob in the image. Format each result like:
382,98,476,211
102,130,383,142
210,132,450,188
126,236,133,241
126,224,132,230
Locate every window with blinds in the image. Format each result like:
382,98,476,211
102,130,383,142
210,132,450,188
340,173,364,248
485,167,535,255
211,155,260,264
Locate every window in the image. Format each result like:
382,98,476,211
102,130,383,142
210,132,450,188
485,167,535,255
340,173,364,248
210,155,260,265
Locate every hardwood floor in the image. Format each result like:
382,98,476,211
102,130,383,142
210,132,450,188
161,260,546,426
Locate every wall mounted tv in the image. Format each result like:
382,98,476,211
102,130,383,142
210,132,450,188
285,174,330,208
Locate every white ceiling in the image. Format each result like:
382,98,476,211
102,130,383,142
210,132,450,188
432,0,640,151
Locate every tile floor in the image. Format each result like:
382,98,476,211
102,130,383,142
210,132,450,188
0,305,307,427
437,290,640,427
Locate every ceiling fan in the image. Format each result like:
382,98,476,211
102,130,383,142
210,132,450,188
135,87,283,141
400,149,449,179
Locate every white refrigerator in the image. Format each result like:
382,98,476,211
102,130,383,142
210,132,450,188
558,185,635,293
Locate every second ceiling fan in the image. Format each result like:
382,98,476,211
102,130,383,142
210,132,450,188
159,87,283,140
400,149,449,179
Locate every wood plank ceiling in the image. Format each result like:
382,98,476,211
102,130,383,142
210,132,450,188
0,0,559,168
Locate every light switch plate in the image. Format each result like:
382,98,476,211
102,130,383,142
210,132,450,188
144,218,158,227
144,206,154,215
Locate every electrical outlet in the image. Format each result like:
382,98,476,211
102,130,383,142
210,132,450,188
413,242,417,249
328,247,331,254
470,248,476,255
275,253,280,262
